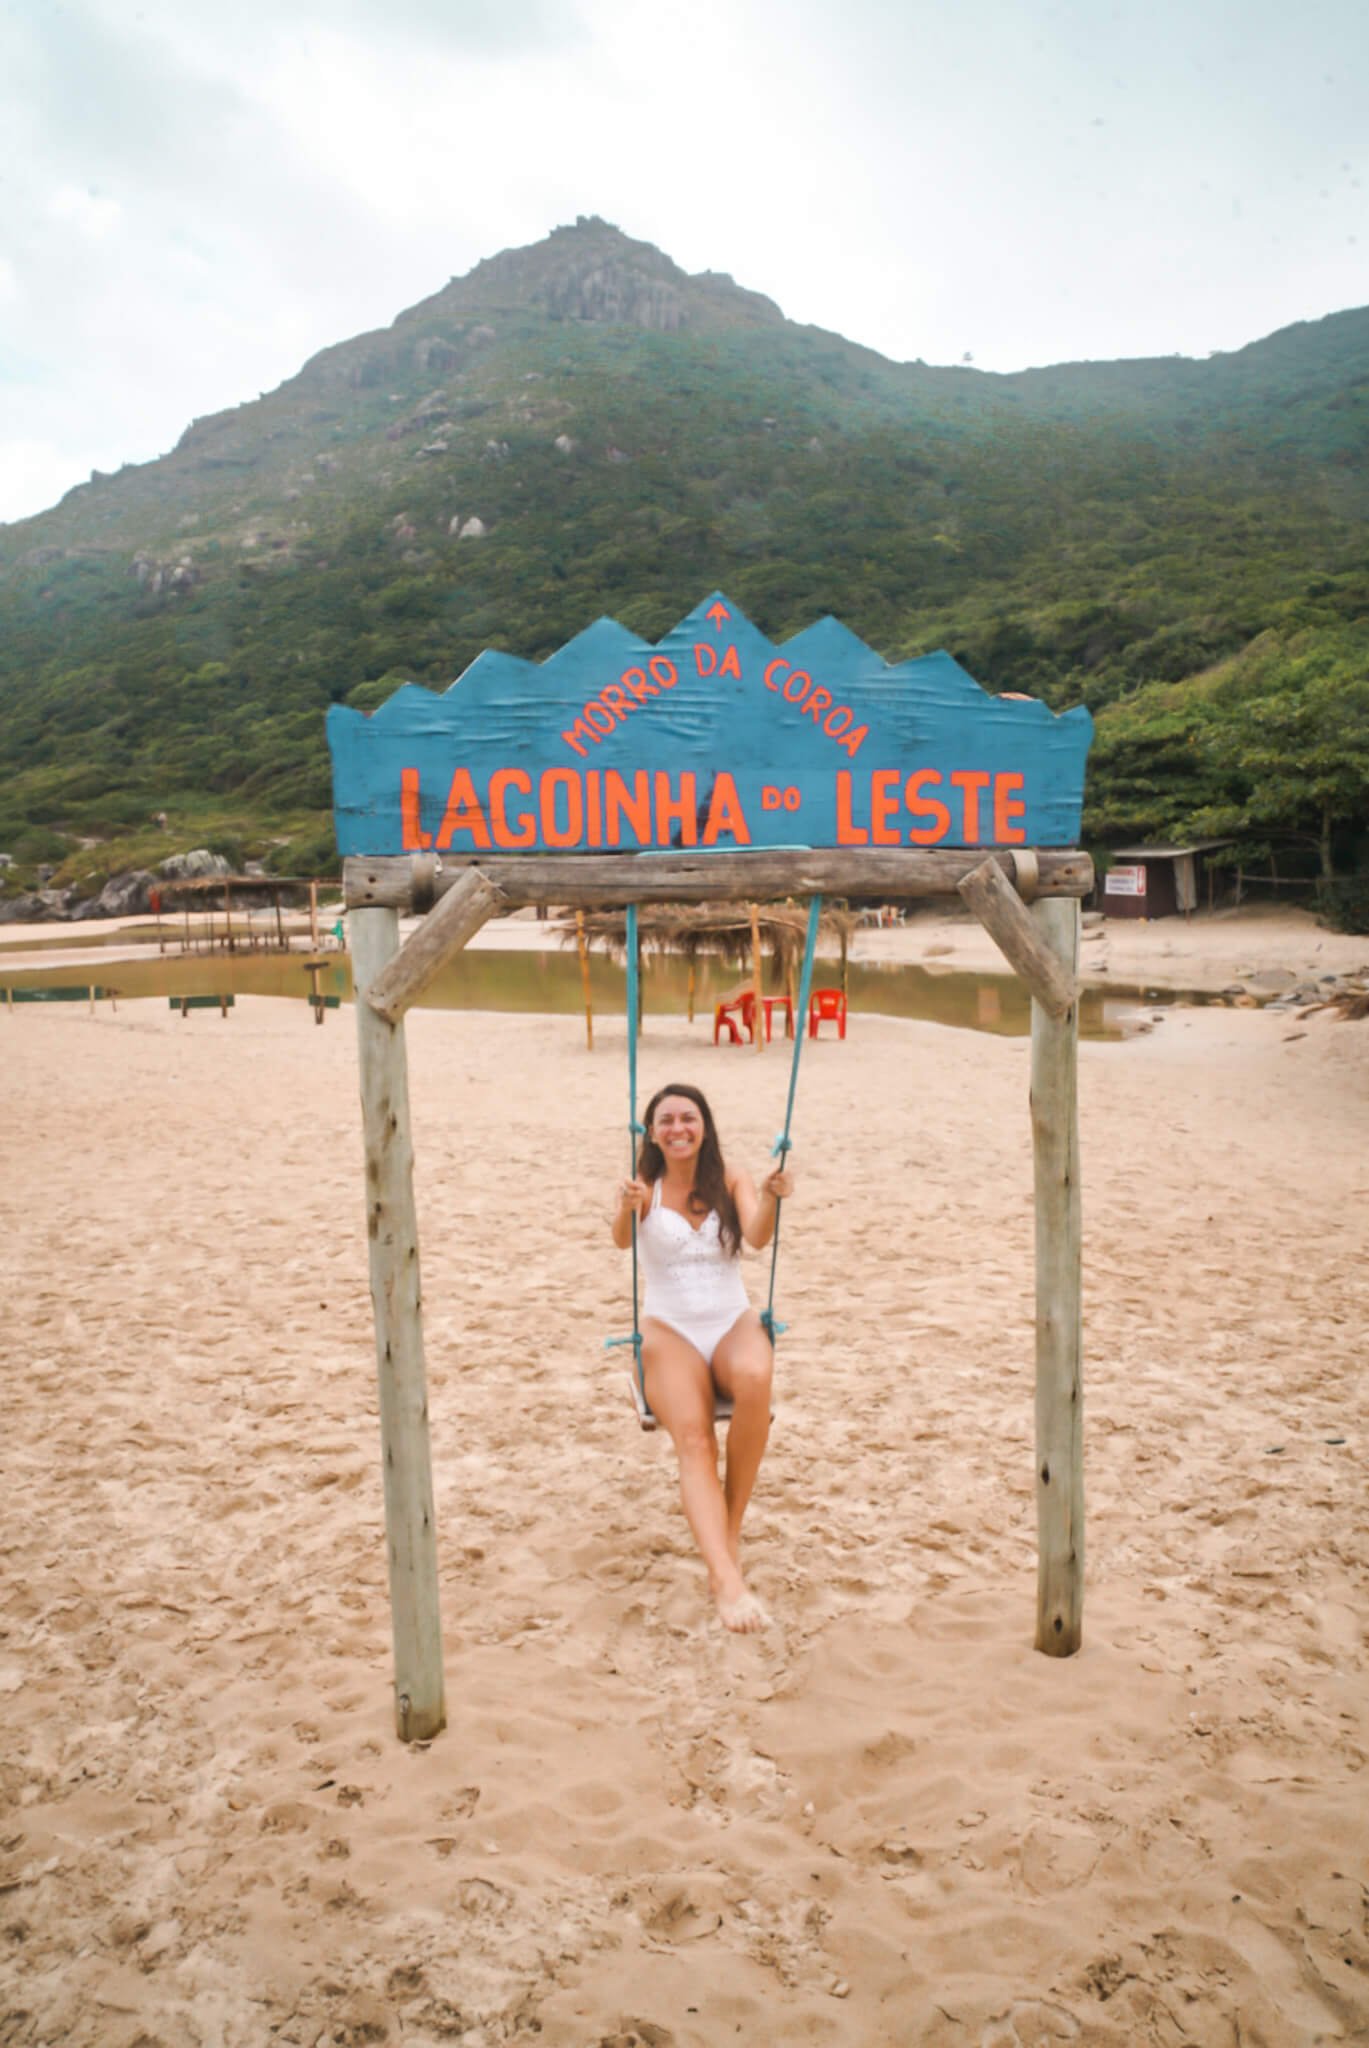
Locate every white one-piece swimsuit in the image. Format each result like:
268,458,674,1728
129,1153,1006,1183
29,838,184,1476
639,1179,751,1365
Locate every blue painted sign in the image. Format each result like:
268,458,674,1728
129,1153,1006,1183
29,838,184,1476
327,593,1092,856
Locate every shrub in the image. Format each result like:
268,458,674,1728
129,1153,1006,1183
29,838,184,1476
1316,874,1369,935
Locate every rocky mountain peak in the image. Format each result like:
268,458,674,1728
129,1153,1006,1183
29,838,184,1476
396,216,785,337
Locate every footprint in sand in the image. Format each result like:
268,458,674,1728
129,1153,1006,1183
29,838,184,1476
981,1998,1081,2046
1018,1823,1102,1894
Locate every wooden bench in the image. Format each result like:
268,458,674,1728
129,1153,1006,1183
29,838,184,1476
168,994,235,1017
4,985,115,1010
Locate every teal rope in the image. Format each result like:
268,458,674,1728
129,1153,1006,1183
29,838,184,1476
604,905,647,1407
761,894,823,1341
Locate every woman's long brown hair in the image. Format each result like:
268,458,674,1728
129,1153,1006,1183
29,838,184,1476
637,1082,742,1256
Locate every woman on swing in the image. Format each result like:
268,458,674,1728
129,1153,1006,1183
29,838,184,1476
612,1082,793,1634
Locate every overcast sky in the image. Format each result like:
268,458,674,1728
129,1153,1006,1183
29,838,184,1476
2,0,1364,525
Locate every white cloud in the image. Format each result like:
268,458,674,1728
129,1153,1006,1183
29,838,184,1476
0,441,106,526
48,184,124,237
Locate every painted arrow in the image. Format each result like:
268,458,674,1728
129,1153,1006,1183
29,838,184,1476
706,601,730,632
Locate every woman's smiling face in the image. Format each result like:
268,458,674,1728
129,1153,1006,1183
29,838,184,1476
652,1094,705,1161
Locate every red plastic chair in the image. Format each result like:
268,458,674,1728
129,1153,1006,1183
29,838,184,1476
714,990,757,1044
808,988,847,1040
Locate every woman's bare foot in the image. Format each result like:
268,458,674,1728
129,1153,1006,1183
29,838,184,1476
714,1579,769,1633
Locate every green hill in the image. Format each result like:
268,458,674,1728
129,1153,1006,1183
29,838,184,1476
2,215,1366,911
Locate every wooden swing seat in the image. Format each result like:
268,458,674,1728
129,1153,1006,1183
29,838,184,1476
628,1372,735,1433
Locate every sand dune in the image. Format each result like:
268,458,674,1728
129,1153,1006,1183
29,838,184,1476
2,989,1366,2046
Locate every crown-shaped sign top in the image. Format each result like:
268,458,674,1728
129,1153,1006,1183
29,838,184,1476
327,592,1092,856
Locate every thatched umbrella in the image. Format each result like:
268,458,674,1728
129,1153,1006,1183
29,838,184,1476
558,900,856,1048
155,873,331,956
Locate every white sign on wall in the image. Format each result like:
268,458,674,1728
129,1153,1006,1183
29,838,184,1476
1104,864,1147,897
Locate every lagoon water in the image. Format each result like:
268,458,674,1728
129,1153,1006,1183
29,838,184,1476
0,939,1199,1039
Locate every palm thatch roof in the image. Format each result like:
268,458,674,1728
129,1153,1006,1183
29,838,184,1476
557,901,855,982
1313,982,1369,1023
155,874,327,897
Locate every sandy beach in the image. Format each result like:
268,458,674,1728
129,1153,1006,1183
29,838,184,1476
3,919,1367,2045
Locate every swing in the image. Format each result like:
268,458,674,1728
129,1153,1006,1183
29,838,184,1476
606,895,824,1431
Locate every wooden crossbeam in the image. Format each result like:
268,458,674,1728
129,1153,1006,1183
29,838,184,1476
344,847,1093,913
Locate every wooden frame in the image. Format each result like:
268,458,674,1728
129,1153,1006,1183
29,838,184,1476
346,845,1090,1740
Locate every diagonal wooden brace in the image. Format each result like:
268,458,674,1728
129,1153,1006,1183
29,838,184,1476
957,855,1080,1019
362,866,508,1025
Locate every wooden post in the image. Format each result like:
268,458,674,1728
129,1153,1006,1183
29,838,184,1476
1029,897,1083,1656
750,905,764,1052
575,909,593,1051
274,888,286,951
310,879,320,952
687,958,696,1025
350,906,447,1741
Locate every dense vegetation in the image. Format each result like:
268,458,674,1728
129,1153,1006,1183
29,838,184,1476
2,218,1366,920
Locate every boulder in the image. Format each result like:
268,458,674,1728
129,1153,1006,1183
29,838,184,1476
414,337,461,374
85,869,158,918
0,891,57,923
158,849,232,881
458,517,487,541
